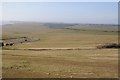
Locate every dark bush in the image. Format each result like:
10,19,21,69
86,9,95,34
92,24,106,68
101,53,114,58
97,43,120,49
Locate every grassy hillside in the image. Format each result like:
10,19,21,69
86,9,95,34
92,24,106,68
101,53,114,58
2,49,118,78
2,22,118,78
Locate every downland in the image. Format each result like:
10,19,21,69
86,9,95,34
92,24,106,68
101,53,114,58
2,22,119,78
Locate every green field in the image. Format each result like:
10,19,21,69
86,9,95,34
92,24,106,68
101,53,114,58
2,23,118,78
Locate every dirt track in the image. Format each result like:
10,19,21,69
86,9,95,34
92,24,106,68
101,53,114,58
4,47,97,51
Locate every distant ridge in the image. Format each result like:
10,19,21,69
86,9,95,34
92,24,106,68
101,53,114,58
0,21,15,25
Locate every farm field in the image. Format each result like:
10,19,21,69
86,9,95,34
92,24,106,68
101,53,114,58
2,23,118,78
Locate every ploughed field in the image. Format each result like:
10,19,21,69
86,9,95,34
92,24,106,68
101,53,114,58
2,23,118,78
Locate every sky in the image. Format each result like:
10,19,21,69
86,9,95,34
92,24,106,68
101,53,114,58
1,2,118,24
1,0,119,2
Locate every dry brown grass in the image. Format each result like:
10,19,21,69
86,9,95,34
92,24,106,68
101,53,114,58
2,49,118,78
2,23,118,78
